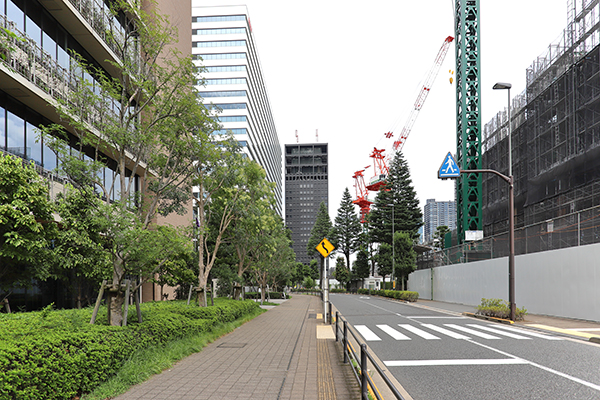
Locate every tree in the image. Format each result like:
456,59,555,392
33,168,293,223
0,154,57,299
375,243,393,286
331,188,362,271
368,152,423,244
433,225,451,249
351,248,370,288
334,256,351,290
394,231,417,290
306,202,333,288
40,1,217,325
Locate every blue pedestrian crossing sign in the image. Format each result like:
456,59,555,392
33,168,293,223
438,152,461,179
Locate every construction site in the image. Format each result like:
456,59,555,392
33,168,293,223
420,0,600,267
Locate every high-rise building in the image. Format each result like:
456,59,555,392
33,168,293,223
285,143,329,265
423,199,456,244
191,4,282,215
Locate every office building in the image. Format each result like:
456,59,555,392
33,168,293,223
191,4,282,215
285,143,329,265
423,199,456,244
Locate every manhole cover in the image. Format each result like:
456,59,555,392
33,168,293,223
217,343,247,348
308,313,316,319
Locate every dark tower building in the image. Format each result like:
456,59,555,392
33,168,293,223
285,143,329,265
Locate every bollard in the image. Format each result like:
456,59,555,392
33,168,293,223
361,344,368,400
343,320,348,364
329,302,332,325
335,311,339,342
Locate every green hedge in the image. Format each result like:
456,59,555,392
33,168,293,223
243,291,284,299
476,298,527,321
0,299,260,400
356,288,419,302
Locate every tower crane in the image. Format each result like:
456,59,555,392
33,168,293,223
352,168,373,223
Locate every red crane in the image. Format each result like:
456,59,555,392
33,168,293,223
352,168,373,223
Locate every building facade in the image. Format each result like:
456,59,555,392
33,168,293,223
0,0,192,308
285,143,329,265
423,199,456,244
191,4,282,215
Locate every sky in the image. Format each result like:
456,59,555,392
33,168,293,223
196,0,569,217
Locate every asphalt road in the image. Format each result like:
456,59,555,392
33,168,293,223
330,293,600,400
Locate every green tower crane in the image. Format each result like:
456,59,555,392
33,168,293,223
454,0,482,242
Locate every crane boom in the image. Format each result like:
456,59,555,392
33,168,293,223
392,36,454,152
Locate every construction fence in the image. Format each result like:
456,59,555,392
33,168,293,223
417,203,600,269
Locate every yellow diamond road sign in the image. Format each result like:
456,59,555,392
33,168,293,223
316,238,335,258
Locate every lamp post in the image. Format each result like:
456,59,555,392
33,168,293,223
387,204,395,290
493,82,515,321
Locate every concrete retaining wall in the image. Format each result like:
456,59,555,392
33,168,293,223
408,243,600,321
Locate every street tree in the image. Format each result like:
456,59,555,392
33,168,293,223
351,248,370,289
306,202,333,288
375,243,393,287
331,188,362,271
394,231,417,290
334,256,351,290
39,1,216,325
433,225,451,249
0,154,57,302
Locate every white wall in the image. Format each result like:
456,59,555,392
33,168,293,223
408,243,600,321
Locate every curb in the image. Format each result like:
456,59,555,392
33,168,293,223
590,337,600,344
462,312,514,324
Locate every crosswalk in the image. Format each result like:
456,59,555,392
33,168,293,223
354,323,563,342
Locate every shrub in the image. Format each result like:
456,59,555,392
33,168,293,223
0,299,260,400
476,298,527,321
244,291,284,300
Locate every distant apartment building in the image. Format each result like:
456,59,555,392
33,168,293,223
285,143,329,265
423,199,456,244
191,4,282,215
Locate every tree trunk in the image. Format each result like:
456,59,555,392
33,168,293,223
107,288,125,326
260,285,266,305
233,283,242,300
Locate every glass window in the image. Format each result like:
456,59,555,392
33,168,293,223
26,122,42,165
7,1,24,32
42,31,56,59
7,111,25,158
25,16,42,45
0,107,5,150
42,140,56,171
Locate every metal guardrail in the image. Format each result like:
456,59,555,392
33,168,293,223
334,311,406,400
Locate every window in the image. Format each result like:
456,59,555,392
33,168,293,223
204,78,247,85
7,111,25,158
213,128,247,135
192,15,246,23
26,122,41,165
194,40,246,48
198,90,247,98
209,103,247,110
193,28,245,35
205,65,247,73
218,116,247,122
194,53,246,60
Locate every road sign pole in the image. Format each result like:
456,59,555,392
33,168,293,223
323,257,329,323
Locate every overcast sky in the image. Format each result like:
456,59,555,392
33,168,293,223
194,0,569,218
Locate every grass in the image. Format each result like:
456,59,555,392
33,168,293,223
81,306,265,400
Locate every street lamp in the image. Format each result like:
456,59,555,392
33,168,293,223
387,204,395,290
493,81,515,321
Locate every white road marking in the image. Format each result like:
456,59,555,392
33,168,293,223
399,324,440,340
405,316,467,319
444,324,500,339
385,358,528,367
467,324,532,339
377,324,411,340
421,324,471,339
355,325,381,341
493,325,563,340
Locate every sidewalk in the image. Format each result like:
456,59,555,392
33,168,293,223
115,294,360,400
413,299,600,342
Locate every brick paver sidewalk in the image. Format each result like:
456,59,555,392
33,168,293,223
115,294,358,400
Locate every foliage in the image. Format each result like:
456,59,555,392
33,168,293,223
433,225,451,249
302,277,316,290
393,231,417,290
352,248,370,282
243,292,285,300
367,152,423,244
476,298,528,321
357,289,419,302
0,299,260,399
375,243,393,282
331,188,362,269
334,257,351,289
0,154,58,294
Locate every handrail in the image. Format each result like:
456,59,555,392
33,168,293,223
334,311,406,400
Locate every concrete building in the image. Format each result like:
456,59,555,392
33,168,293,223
0,0,192,308
423,199,456,244
191,4,282,215
285,143,329,265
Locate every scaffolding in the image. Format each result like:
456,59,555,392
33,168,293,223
481,0,600,239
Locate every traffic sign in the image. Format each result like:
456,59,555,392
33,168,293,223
438,152,461,179
316,238,335,258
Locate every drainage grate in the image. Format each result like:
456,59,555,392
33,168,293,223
308,313,316,319
217,343,247,348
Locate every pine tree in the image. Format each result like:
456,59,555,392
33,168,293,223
331,188,363,271
352,247,370,288
368,151,423,244
306,201,333,288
